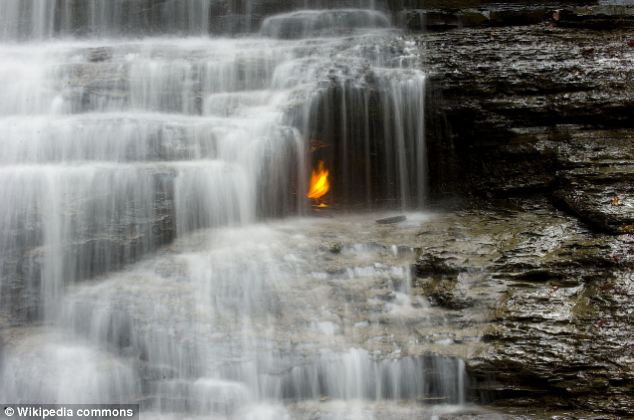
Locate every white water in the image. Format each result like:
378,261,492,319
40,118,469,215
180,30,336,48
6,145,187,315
0,4,464,419
0,0,383,39
2,216,468,418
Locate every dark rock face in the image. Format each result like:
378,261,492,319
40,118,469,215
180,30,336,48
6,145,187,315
422,8,634,233
552,130,634,234
412,199,634,415
553,5,634,29
475,222,634,414
400,7,547,31
396,1,607,32
415,2,634,415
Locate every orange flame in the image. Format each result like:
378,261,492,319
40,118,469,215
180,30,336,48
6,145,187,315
307,160,330,200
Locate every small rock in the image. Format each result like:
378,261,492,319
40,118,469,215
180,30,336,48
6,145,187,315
416,254,463,277
581,48,595,58
328,242,343,254
86,47,113,63
376,215,407,225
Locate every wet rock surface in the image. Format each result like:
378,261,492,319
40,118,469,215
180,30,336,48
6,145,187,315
420,5,634,237
552,129,634,234
416,2,634,414
397,1,603,31
413,199,634,416
553,4,634,29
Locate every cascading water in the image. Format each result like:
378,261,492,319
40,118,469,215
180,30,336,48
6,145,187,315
0,2,466,419
0,0,383,39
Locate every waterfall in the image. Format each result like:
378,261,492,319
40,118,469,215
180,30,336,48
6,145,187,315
0,2,464,418
0,38,312,320
299,63,426,208
0,0,385,39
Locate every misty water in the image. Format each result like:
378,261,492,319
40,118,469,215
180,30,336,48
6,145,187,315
0,1,468,419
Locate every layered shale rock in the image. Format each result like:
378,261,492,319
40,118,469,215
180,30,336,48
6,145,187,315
421,5,634,234
413,199,634,416
413,2,634,415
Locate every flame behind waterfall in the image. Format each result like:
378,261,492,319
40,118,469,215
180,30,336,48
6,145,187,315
307,160,330,202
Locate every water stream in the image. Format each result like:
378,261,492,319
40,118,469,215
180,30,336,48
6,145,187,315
0,2,466,419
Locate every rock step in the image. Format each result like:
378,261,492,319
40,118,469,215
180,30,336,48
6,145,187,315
401,4,634,32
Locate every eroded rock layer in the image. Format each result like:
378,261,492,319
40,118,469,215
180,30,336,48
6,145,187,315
415,1,634,416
